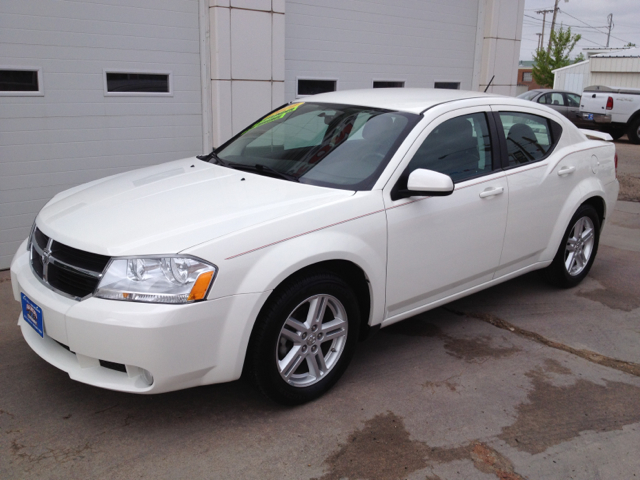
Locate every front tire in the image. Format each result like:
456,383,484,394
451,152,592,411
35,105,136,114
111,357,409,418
247,272,360,405
543,204,600,288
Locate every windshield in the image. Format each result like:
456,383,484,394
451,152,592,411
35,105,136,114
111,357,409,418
517,90,539,101
214,102,419,190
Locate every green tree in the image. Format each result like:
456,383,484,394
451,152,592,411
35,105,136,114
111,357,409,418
532,27,582,88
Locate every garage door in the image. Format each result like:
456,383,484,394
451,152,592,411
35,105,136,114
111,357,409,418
0,0,204,269
284,0,479,99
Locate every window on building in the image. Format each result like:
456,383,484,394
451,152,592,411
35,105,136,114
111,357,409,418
373,81,404,88
434,82,460,90
522,72,533,82
297,79,337,96
0,68,42,95
105,72,171,94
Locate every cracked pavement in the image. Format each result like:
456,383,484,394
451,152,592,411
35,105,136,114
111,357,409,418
1,140,639,479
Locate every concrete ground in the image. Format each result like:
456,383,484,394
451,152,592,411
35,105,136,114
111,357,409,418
1,141,639,480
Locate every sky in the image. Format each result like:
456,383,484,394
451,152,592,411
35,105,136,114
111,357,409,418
520,0,640,61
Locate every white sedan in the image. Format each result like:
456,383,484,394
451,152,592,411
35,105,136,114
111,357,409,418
11,89,619,404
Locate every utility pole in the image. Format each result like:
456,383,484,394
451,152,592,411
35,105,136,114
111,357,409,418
547,0,561,54
536,9,554,52
606,14,614,48
536,33,543,50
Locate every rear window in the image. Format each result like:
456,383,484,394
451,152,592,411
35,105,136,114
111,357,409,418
517,90,538,101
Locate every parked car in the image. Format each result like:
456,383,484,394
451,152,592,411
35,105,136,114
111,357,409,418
517,89,593,129
579,85,640,143
11,89,619,404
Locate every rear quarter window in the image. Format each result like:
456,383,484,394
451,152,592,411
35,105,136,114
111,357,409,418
499,112,563,167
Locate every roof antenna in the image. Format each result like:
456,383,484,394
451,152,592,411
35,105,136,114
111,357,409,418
484,75,495,93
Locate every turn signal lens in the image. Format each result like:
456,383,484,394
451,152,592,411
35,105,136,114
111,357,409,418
188,271,215,301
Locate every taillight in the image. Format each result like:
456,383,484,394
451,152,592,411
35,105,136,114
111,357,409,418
606,97,614,110
614,152,618,178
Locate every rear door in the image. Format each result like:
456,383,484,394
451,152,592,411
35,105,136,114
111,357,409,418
491,107,583,277
564,93,591,128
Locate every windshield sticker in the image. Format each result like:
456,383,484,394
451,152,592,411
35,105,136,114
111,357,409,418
243,103,304,133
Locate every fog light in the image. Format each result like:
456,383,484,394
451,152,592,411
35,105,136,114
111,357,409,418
142,369,154,386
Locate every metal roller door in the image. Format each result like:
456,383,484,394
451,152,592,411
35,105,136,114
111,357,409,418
0,0,204,268
284,0,480,99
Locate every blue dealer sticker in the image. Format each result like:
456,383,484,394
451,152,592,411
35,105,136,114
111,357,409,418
21,293,44,338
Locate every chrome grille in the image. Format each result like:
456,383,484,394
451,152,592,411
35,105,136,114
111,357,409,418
30,228,111,300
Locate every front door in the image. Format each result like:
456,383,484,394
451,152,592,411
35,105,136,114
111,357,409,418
383,108,508,322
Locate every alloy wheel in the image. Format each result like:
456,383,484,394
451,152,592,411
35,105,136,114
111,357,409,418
564,216,595,276
276,294,348,387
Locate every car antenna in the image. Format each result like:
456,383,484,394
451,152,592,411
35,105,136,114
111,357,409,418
484,75,495,93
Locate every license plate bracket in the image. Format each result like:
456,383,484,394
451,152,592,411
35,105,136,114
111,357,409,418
21,293,44,337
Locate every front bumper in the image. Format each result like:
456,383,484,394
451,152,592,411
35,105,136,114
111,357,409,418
11,242,270,394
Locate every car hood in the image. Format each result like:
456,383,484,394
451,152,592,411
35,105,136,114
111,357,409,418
37,158,354,256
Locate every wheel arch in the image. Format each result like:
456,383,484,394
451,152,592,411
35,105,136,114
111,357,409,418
582,195,606,226
540,180,609,263
254,259,373,343
627,108,640,127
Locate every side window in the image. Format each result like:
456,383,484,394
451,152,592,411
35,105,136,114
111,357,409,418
566,93,580,107
549,93,564,106
405,112,493,183
538,93,564,106
499,112,555,166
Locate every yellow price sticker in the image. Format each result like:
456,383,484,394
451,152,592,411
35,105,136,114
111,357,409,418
244,102,305,133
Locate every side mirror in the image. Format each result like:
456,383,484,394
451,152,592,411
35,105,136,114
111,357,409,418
391,169,454,200
407,169,454,194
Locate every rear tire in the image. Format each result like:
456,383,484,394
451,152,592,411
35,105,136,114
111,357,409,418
627,116,640,145
606,127,625,141
246,271,360,405
543,204,600,288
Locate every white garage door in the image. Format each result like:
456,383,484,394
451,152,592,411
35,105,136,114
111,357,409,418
285,0,480,100
0,0,204,269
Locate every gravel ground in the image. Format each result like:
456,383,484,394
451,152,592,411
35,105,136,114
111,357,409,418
615,136,640,202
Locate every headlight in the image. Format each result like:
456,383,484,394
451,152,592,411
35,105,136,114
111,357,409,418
95,256,217,304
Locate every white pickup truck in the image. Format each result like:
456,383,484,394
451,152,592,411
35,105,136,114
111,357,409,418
579,85,640,144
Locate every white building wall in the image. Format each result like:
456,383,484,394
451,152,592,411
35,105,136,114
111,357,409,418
284,0,481,99
591,56,640,73
208,0,526,144
553,56,640,91
590,73,640,89
553,60,591,93
0,0,204,269
478,0,525,96
591,56,640,89
208,0,285,147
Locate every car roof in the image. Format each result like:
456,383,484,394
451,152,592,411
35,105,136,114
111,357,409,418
530,89,580,95
303,88,501,114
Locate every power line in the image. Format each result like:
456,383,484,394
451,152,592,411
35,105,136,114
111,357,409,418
558,9,635,45
523,14,607,32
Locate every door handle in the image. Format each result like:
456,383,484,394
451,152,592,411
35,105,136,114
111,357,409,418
479,187,504,198
558,166,576,176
